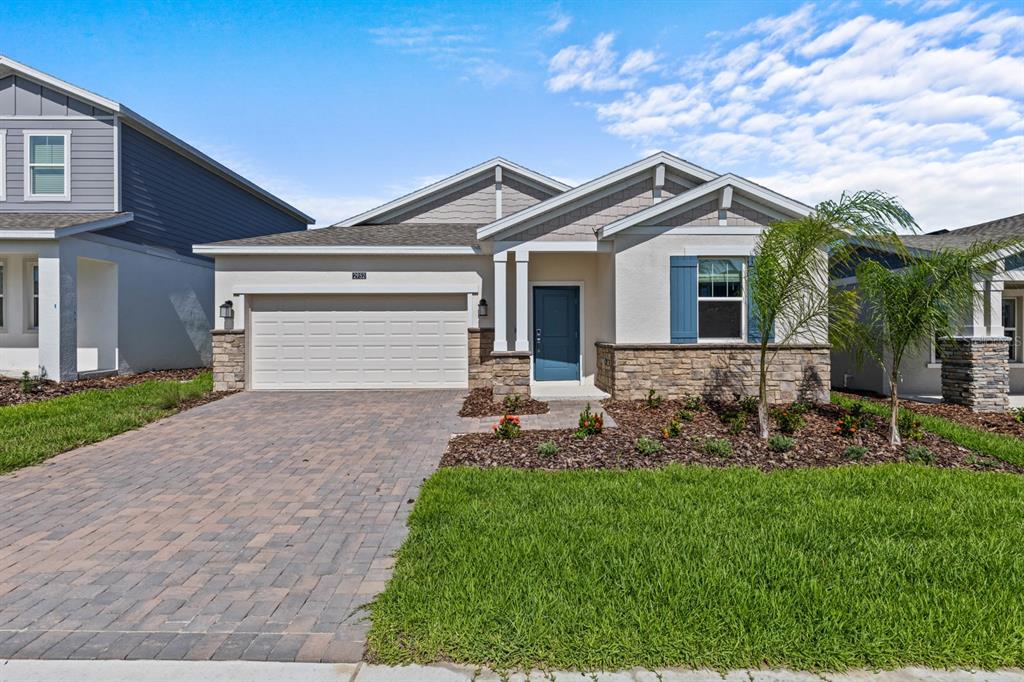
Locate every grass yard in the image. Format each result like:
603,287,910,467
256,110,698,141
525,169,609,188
832,392,1024,467
0,372,213,474
369,464,1024,671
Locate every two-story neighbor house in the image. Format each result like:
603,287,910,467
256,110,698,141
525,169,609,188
196,154,830,402
0,57,313,380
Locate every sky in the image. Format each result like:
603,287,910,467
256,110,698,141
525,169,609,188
1,0,1022,230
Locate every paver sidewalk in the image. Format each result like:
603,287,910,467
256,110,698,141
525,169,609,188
0,390,465,663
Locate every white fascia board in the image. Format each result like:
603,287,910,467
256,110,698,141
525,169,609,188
233,283,480,295
336,157,570,227
598,174,812,239
475,152,720,241
0,56,314,225
0,212,134,241
493,240,613,253
193,244,480,256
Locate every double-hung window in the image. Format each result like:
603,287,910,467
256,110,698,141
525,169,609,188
0,130,6,202
24,131,71,201
697,259,744,340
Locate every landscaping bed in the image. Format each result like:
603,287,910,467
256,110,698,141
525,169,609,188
444,397,1020,473
0,368,206,407
458,387,549,417
835,389,1024,438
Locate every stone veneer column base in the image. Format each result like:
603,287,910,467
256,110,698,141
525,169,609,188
490,352,531,397
939,337,1009,413
212,329,245,392
467,328,496,389
595,343,830,404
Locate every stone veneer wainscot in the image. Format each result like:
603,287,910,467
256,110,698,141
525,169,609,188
212,330,246,392
596,343,831,404
938,337,1009,413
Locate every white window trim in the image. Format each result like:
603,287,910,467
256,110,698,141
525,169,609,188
0,258,6,332
1005,294,1021,365
23,130,71,202
697,257,747,343
0,130,6,202
25,260,39,333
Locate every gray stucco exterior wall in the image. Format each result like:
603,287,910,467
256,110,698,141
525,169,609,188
108,124,307,257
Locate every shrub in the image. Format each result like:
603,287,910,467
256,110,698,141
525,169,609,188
675,409,695,422
493,415,522,440
662,418,683,439
575,403,604,438
767,435,794,452
19,369,45,394
898,412,924,441
843,445,869,460
773,403,808,435
502,394,523,413
849,400,870,420
682,395,704,412
635,436,664,456
738,396,759,414
1013,406,1024,424
727,412,748,436
835,413,862,438
645,388,663,409
536,440,559,458
703,437,733,458
905,444,934,464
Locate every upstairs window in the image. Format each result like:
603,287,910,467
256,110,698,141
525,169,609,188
697,259,744,340
24,132,70,201
0,130,6,201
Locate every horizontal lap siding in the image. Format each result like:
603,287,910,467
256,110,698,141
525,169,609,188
109,124,307,257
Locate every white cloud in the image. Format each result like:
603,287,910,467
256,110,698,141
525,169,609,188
544,7,572,35
620,49,661,75
554,3,1024,229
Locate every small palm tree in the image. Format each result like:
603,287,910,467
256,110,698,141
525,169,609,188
749,191,917,439
854,241,1018,445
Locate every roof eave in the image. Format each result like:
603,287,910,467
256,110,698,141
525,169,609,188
192,244,481,256
0,212,134,240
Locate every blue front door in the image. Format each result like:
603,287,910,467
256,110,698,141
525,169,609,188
533,286,580,381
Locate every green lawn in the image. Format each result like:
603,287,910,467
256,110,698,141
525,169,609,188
0,372,212,474
369,464,1024,671
831,392,1024,467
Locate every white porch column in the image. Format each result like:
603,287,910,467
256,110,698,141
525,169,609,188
493,252,509,352
963,277,988,337
37,245,78,381
987,278,1005,337
514,250,530,352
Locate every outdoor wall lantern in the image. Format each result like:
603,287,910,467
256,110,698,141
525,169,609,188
219,300,234,321
478,298,488,318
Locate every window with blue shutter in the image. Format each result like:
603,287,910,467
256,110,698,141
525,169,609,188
747,255,774,343
670,256,697,343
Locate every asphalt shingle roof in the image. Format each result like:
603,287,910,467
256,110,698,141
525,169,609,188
0,212,130,231
900,213,1024,251
205,223,484,248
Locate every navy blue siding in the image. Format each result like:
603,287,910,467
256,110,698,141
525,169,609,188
670,256,698,343
106,124,307,257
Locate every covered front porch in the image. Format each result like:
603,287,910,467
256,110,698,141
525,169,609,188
0,242,118,381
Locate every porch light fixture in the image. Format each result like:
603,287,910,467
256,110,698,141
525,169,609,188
478,298,488,318
219,300,234,320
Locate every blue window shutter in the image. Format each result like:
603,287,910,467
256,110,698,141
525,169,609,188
747,255,774,343
670,256,698,343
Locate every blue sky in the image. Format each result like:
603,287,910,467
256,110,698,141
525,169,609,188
1,0,1022,228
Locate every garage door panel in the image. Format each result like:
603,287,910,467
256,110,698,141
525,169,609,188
249,294,469,390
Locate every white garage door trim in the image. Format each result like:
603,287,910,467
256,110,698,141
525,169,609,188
249,293,469,390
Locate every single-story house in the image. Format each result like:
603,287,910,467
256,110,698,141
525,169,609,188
831,213,1024,411
0,56,313,381
195,153,830,402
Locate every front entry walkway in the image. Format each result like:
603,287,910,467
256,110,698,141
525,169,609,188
0,390,464,663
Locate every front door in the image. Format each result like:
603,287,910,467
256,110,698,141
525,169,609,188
533,286,580,381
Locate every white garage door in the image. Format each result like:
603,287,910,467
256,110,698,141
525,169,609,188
249,294,468,390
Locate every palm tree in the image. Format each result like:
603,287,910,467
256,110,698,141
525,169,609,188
749,191,917,439
853,241,1017,445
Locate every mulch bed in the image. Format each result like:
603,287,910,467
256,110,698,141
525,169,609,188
443,398,1022,474
836,390,1024,438
0,368,208,407
458,387,550,418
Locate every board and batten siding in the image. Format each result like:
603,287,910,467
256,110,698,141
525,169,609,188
107,124,307,257
1,76,116,212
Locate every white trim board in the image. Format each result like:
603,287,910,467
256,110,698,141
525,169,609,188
335,157,570,227
193,244,480,256
232,283,480,295
476,152,719,241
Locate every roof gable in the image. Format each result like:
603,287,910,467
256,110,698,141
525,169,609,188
335,158,570,227
475,152,717,241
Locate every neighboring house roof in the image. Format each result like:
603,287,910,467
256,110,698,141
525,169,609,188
0,55,314,225
195,223,481,254
474,151,719,241
335,158,570,227
599,173,812,238
0,211,133,239
899,213,1024,251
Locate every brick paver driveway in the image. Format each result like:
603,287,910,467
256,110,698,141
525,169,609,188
0,390,464,663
